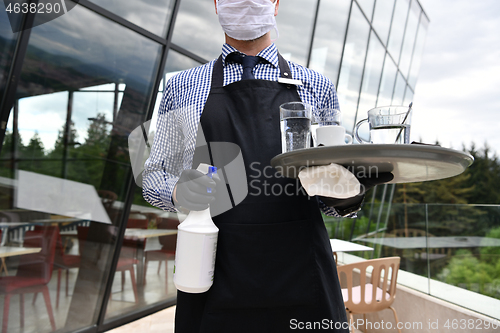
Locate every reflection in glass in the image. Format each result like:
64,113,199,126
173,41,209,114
309,0,350,84
392,72,406,105
172,0,223,61
387,0,410,64
372,0,395,46
398,0,421,79
408,15,429,88
87,0,175,37
0,2,20,99
356,0,375,21
0,3,163,332
377,55,397,107
403,86,414,108
336,4,370,132
357,31,385,118
275,0,317,66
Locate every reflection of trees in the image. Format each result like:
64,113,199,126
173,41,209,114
0,112,115,189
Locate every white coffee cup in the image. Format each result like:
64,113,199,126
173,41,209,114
316,126,353,146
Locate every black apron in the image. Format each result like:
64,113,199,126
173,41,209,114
175,53,348,333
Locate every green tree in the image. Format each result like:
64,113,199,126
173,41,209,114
0,128,25,178
19,132,46,172
438,249,500,299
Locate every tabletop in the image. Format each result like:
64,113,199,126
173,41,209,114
0,246,42,258
59,228,178,239
124,228,177,239
330,239,373,252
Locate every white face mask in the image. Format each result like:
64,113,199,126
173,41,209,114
217,0,279,41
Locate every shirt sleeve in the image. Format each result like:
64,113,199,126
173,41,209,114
142,79,183,212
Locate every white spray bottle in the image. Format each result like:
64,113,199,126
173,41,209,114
173,164,219,293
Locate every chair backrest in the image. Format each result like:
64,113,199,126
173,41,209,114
337,256,400,314
16,226,59,283
127,218,149,229
76,226,90,253
156,218,179,251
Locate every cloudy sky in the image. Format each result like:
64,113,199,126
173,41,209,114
411,0,500,157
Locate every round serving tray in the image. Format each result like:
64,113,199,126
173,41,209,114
270,144,474,183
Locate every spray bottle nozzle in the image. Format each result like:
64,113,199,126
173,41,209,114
207,166,217,193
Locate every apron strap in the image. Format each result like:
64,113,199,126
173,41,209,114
210,51,294,89
277,52,292,79
211,55,224,88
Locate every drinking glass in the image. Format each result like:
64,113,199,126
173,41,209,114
280,102,312,153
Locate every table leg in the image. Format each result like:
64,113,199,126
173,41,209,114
0,258,8,276
135,240,145,303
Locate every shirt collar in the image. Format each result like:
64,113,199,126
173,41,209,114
221,43,279,68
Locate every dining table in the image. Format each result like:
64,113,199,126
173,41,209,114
329,239,373,264
0,246,42,276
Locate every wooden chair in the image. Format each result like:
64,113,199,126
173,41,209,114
337,257,401,333
32,225,81,309
0,226,58,333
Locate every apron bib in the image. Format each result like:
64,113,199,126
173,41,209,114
175,53,348,333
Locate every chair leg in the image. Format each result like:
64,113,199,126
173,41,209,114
2,294,11,333
363,314,367,333
157,260,162,274
129,267,139,303
42,286,56,331
121,271,125,291
32,292,38,304
389,306,402,333
57,268,62,308
20,293,24,329
349,312,354,333
66,268,70,296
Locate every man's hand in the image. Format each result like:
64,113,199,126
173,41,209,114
320,172,394,215
173,169,218,211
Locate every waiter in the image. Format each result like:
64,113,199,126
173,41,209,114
143,0,392,331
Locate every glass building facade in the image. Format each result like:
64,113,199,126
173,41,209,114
0,0,432,332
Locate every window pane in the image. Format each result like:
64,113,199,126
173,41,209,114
336,4,370,132
408,14,429,88
309,0,351,84
275,0,317,66
0,1,21,99
87,0,175,37
372,0,395,46
172,0,223,61
0,3,164,331
357,31,385,117
356,0,375,21
403,85,414,107
399,0,421,79
387,0,410,63
377,55,397,107
392,72,406,105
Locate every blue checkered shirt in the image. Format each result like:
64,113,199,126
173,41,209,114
143,43,344,217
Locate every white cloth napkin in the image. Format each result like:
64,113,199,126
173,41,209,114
298,163,361,199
